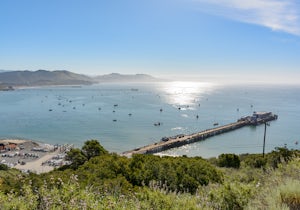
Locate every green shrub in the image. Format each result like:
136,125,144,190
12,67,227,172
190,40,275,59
267,147,295,168
218,154,240,168
208,182,253,210
243,155,267,168
0,164,9,171
129,154,223,193
0,169,25,193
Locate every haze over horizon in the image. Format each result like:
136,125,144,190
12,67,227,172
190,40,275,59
1,0,300,84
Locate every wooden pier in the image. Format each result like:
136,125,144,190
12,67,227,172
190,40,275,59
122,112,278,157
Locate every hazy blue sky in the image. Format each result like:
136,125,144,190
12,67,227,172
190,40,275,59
1,0,300,83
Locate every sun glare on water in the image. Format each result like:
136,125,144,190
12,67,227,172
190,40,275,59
160,81,215,106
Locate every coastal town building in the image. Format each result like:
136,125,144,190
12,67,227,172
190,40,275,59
0,142,18,151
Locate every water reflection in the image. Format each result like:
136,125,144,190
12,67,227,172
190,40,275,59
159,81,215,106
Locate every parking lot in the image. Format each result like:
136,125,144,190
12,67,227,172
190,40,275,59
0,139,70,173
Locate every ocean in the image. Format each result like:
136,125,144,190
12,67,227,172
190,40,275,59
0,82,299,158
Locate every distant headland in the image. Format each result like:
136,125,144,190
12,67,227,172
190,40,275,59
94,73,164,83
0,70,164,90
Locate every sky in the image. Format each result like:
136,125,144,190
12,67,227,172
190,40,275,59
1,0,300,84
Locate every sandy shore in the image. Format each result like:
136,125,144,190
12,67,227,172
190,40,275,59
0,139,28,144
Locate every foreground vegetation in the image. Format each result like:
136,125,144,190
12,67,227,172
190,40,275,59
0,140,299,209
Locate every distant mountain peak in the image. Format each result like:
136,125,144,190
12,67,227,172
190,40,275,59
0,70,94,87
0,70,166,87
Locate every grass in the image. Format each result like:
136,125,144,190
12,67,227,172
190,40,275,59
279,179,300,210
245,159,300,210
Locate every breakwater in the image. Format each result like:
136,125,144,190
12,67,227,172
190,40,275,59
122,111,278,157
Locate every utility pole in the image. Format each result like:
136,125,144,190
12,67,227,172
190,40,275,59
263,122,270,158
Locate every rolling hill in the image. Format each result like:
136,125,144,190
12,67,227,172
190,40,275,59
0,70,165,89
0,70,94,87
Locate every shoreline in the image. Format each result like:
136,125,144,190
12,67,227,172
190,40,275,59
0,139,28,144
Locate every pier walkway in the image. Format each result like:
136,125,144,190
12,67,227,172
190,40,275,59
122,111,278,157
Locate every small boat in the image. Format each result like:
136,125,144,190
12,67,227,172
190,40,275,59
160,108,163,112
196,115,199,119
213,123,219,126
128,113,132,116
154,122,161,126
113,119,117,122
49,109,53,112
114,104,118,107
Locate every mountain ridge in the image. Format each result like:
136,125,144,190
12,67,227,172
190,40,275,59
0,70,93,87
0,70,164,88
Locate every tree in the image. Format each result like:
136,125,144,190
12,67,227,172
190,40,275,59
66,148,87,169
81,140,108,160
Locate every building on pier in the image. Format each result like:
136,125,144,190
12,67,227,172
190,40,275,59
238,111,278,125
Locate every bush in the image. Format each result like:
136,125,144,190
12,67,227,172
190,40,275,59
267,147,296,168
129,155,223,194
218,154,240,168
0,164,9,171
208,182,253,210
243,155,267,168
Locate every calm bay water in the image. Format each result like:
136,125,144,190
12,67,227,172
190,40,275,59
0,82,299,158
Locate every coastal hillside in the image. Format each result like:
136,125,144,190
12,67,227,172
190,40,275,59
0,140,299,209
0,70,164,88
94,73,162,83
0,70,94,87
